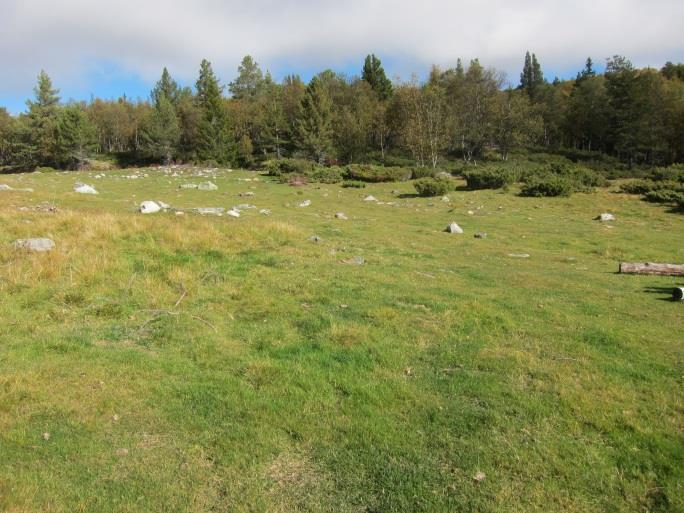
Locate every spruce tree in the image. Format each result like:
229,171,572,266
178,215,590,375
195,59,228,163
152,67,180,107
26,70,61,167
229,56,265,99
56,104,97,169
519,51,545,101
141,96,181,164
295,76,333,163
362,54,393,100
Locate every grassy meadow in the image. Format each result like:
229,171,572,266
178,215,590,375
0,167,682,512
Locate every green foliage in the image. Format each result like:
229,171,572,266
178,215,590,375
413,176,451,196
341,180,366,188
152,67,180,107
306,165,344,183
140,96,180,164
520,174,574,197
55,104,98,169
229,55,265,100
345,164,412,182
195,59,230,164
362,54,393,100
410,167,437,179
463,166,518,190
295,76,333,164
263,158,314,176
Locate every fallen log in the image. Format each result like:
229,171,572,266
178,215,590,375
619,262,684,276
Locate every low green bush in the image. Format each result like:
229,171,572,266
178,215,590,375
345,164,412,183
411,167,437,179
414,177,452,197
263,158,314,176
307,166,344,184
341,180,366,188
520,175,574,197
463,167,517,190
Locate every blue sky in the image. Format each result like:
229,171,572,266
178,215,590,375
2,0,682,114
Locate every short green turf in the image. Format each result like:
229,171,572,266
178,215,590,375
0,168,682,512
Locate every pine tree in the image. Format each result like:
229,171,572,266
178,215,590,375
56,104,97,169
519,51,545,101
295,76,333,163
576,57,596,84
26,70,61,167
152,67,180,107
362,54,393,100
229,56,265,100
141,96,181,164
195,59,229,163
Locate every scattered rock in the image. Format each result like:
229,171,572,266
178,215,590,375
0,184,34,192
474,232,487,239
139,201,161,214
341,256,365,265
194,207,224,216
226,209,241,218
179,183,198,189
112,414,120,422
508,253,530,258
233,204,256,211
42,432,50,441
446,222,464,234
473,471,486,483
596,213,616,222
74,183,98,194
13,238,55,252
259,209,271,215
467,210,475,215
363,195,378,202
441,196,451,203
175,211,185,216
298,200,311,207
335,212,348,220
308,235,323,243
239,191,255,197
198,181,218,191
157,201,171,209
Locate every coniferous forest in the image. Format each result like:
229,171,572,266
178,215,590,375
1,53,683,173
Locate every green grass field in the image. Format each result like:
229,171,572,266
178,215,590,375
0,167,682,512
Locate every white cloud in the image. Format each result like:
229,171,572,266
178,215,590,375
1,0,682,96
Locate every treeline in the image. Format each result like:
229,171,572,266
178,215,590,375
1,53,683,171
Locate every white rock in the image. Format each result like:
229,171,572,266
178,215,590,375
441,196,451,203
298,200,311,207
0,184,12,190
198,181,218,191
180,183,198,189
195,207,224,215
259,209,271,215
74,183,98,194
157,201,171,209
335,212,348,220
13,238,55,252
446,222,464,234
226,209,241,218
363,195,378,202
139,201,161,214
597,213,616,222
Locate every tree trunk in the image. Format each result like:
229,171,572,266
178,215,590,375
619,262,684,276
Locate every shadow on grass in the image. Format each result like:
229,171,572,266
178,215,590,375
643,286,684,302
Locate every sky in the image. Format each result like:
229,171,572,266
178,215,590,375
1,0,682,113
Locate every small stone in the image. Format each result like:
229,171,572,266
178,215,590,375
259,209,271,215
112,414,120,422
198,181,218,191
467,210,475,215
308,235,322,243
42,432,50,441
139,201,161,214
441,196,450,203
226,209,241,218
239,191,255,197
508,253,530,258
446,222,463,234
298,200,311,207
335,212,348,220
596,213,616,222
179,183,198,189
473,471,486,483
74,183,98,194
175,211,185,216
363,195,377,202
194,207,224,216
0,184,12,190
341,256,365,265
474,232,487,239
13,238,55,252
157,201,171,209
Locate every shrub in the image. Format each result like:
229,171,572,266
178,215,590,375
414,177,451,197
520,175,574,197
307,166,344,184
345,164,412,183
463,167,517,190
263,158,313,176
644,189,684,206
341,180,366,188
411,167,437,179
